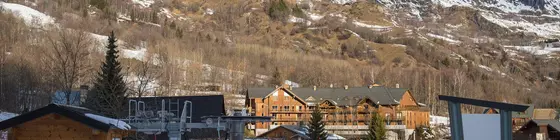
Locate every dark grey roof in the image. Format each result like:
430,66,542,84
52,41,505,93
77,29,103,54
247,86,408,106
0,104,126,132
388,88,409,101
530,119,560,131
246,88,276,98
127,95,226,122
512,104,534,118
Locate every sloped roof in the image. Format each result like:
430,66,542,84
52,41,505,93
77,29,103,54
246,88,276,98
257,125,309,139
512,104,534,118
247,86,408,106
532,109,558,120
525,119,560,132
0,104,130,132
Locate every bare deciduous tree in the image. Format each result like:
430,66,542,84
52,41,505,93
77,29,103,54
44,29,92,105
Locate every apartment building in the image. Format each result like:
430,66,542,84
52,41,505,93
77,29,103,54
244,85,430,139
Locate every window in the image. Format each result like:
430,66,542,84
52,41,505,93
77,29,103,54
284,106,290,111
298,106,302,111
272,106,278,111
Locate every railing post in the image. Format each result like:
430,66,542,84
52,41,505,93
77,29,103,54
500,110,512,140
448,102,464,140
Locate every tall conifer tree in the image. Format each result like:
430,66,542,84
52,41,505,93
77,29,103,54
306,107,328,140
85,31,128,118
367,112,387,140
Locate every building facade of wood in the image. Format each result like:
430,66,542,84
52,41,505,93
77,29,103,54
0,104,133,140
245,85,430,138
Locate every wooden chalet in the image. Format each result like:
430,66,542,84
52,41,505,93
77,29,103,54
245,84,429,138
0,104,134,140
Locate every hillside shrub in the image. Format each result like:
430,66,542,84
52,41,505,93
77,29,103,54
268,0,290,21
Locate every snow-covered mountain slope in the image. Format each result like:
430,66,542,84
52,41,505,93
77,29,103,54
0,2,54,25
378,0,560,15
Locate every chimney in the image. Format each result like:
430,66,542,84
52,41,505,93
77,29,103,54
344,85,348,90
330,84,333,88
313,86,317,91
396,83,400,88
289,86,292,90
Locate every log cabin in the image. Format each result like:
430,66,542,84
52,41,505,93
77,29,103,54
0,104,134,140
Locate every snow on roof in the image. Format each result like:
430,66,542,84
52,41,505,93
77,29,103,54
85,113,131,130
0,112,18,121
327,133,347,140
0,2,55,25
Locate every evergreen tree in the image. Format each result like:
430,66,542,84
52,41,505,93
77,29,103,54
85,31,128,118
270,67,284,86
306,107,327,140
367,112,386,140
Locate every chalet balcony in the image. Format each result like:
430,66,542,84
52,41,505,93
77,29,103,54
397,106,430,112
325,124,406,130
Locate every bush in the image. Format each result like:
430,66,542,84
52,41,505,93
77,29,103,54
90,0,108,10
187,2,201,13
292,5,306,18
268,0,290,21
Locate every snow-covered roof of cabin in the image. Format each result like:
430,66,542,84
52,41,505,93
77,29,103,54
0,112,18,121
85,113,131,130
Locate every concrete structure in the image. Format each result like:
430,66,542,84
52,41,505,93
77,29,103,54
245,85,430,139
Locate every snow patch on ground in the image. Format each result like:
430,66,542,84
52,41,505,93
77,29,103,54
288,15,311,25
205,8,214,15
306,12,324,21
0,2,55,25
545,76,555,81
352,20,391,31
89,33,147,61
504,45,560,56
132,0,154,8
122,48,147,61
159,8,173,18
85,113,131,130
478,65,493,72
432,0,539,14
330,0,356,5
481,12,560,37
426,33,461,44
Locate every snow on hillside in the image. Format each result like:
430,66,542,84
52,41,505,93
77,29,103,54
431,0,554,14
0,2,55,25
481,12,560,37
353,20,391,31
132,0,154,8
331,0,356,5
426,33,461,44
504,45,560,55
